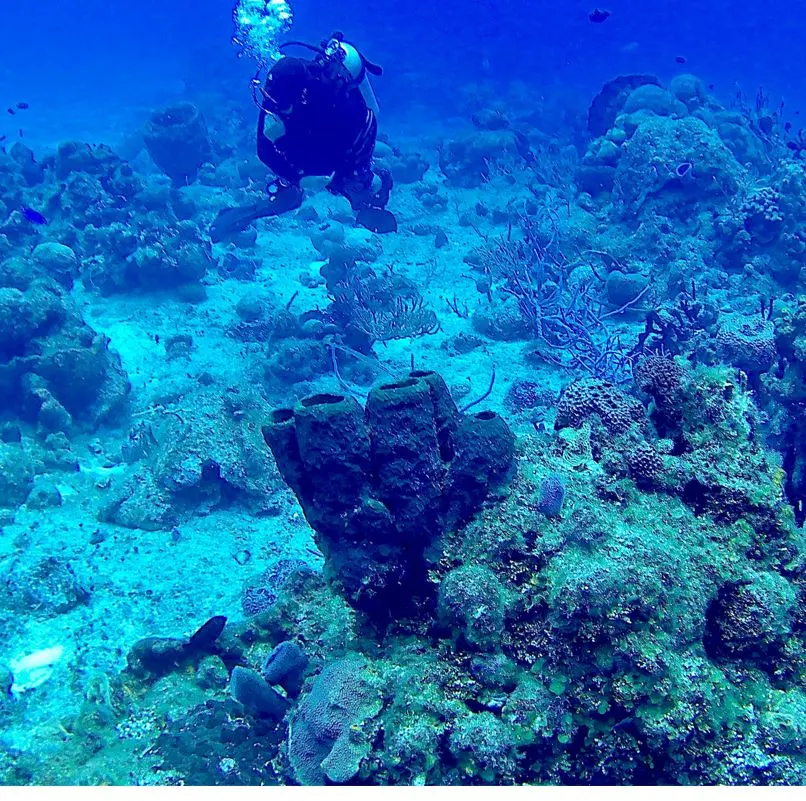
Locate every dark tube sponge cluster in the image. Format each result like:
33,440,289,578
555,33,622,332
263,370,515,618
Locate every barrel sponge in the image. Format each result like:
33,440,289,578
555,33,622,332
143,103,212,184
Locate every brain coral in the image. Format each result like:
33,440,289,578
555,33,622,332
555,378,646,436
288,654,383,785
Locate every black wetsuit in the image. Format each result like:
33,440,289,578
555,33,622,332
209,50,394,243
256,56,380,207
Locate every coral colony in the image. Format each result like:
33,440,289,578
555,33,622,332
0,4,805,789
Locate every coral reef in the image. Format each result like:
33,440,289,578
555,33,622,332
2,59,806,790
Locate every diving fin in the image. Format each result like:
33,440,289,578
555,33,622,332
210,204,265,243
210,184,304,243
356,206,398,234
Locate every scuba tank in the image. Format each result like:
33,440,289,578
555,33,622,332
323,34,382,117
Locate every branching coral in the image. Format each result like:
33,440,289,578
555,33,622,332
329,264,439,344
352,294,440,342
481,213,646,383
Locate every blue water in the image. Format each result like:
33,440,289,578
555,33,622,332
1,0,805,787
4,1,805,143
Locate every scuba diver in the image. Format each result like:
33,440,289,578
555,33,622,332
211,32,396,243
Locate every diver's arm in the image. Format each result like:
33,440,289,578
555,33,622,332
257,109,299,183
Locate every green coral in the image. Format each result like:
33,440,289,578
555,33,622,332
438,565,510,651
449,711,518,782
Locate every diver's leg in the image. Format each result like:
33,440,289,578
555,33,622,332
325,111,396,231
264,177,304,212
326,111,389,208
327,167,374,210
370,167,393,208
328,167,396,233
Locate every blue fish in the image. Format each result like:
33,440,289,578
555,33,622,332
588,8,611,23
21,207,47,225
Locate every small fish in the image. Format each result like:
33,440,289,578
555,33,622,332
785,122,793,133
21,207,47,225
588,8,611,23
6,107,15,116
16,102,29,110
675,55,687,64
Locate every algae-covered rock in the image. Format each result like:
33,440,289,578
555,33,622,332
705,573,797,662
0,280,129,428
195,655,228,691
0,441,34,508
438,565,508,650
613,115,740,216
622,84,687,117
587,74,661,137
117,386,283,523
99,470,177,531
155,698,284,785
23,478,62,509
4,557,89,617
448,711,517,782
32,242,79,287
606,269,649,307
471,294,532,341
438,129,523,187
